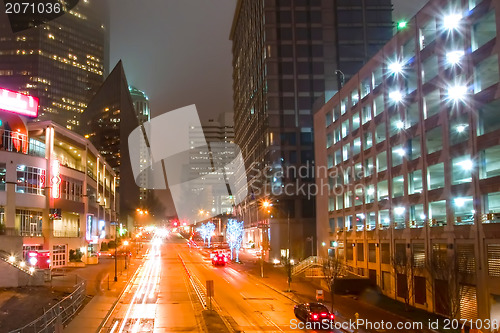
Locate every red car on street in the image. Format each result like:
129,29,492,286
211,251,228,266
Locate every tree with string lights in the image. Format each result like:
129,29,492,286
226,219,243,262
198,222,215,247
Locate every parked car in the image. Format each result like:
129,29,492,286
293,302,335,323
98,250,113,258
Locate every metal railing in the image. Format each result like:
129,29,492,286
53,230,80,238
9,278,87,333
292,256,324,276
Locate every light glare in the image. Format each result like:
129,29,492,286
443,14,462,30
446,50,465,65
389,91,403,102
447,85,467,101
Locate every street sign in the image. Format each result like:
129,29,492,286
206,280,214,297
316,289,324,301
206,280,214,310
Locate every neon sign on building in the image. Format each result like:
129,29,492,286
0,88,38,118
51,160,61,199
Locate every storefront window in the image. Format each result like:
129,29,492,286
16,165,45,195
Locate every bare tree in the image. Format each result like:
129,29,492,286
427,249,475,319
392,252,414,311
321,256,344,309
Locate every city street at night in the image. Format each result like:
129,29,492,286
0,0,500,332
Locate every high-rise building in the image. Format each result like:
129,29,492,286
129,86,151,209
82,61,140,229
188,112,236,217
0,0,107,131
314,0,499,323
230,0,393,260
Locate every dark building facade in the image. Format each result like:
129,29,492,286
230,0,392,261
0,0,107,131
82,61,140,228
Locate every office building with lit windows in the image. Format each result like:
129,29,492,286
231,0,393,261
129,86,151,209
314,0,500,324
0,93,117,269
0,0,107,131
82,61,140,229
188,112,236,218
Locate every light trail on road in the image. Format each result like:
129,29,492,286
109,237,162,333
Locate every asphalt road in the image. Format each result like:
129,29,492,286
98,233,343,332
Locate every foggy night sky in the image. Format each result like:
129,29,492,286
107,0,429,122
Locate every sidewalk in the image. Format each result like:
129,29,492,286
61,254,143,332
234,250,442,333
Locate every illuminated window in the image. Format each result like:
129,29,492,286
478,99,500,136
364,157,374,177
375,122,386,143
427,163,445,190
376,151,387,172
471,11,496,51
423,90,440,119
479,145,500,179
377,180,389,201
426,126,443,154
360,78,371,99
362,105,372,124
342,143,350,161
474,55,499,94
408,170,423,195
342,119,350,138
405,103,419,128
351,89,359,106
420,19,436,49
0,163,5,191
408,136,421,160
422,55,438,84
353,138,361,156
452,155,473,185
352,112,360,131
392,175,405,197
365,184,375,203
363,131,373,150
449,113,470,145
392,145,405,167
16,165,45,195
429,200,447,226
374,94,384,116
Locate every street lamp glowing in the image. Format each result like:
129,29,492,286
262,200,271,208
123,240,129,246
